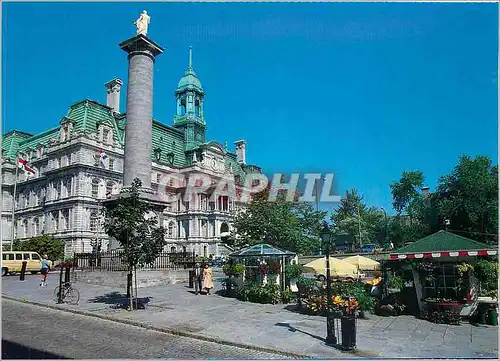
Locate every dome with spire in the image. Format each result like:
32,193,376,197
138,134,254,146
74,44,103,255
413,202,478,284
176,46,204,94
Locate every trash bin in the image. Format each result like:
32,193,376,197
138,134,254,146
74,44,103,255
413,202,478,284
340,315,356,351
188,270,194,288
487,307,498,326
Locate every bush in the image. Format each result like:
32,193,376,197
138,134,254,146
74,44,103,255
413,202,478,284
236,281,282,304
387,276,405,291
13,236,64,262
285,263,303,280
296,276,317,297
474,260,498,293
223,263,245,276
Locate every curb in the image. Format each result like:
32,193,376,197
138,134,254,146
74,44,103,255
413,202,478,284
3,295,317,359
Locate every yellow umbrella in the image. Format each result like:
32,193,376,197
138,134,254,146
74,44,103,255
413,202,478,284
342,255,380,271
304,257,358,277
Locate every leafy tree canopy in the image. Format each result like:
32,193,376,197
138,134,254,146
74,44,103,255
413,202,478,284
232,187,326,255
103,178,166,269
330,189,386,248
13,235,65,261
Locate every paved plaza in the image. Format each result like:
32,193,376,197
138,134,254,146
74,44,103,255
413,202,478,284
2,272,498,359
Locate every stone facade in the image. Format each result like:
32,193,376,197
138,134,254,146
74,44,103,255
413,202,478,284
1,45,261,259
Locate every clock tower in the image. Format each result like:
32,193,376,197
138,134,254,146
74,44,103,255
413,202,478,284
173,47,206,150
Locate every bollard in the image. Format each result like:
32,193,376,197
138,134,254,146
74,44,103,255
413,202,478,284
20,261,27,281
64,266,71,283
189,270,194,288
57,267,64,304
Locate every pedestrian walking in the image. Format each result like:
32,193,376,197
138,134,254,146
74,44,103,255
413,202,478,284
203,264,214,295
194,263,203,295
40,255,50,287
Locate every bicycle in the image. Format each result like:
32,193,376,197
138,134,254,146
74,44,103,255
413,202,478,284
53,281,80,305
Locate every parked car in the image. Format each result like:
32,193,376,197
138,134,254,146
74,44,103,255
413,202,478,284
1,251,50,276
360,244,376,253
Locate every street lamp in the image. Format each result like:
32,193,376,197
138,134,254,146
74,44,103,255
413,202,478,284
320,222,337,346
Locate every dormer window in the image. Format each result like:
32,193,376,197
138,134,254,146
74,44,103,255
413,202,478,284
166,152,175,165
102,128,111,144
60,126,69,142
154,148,162,162
36,145,44,158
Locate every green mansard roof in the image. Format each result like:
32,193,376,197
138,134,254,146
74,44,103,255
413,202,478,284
2,99,250,176
395,230,494,253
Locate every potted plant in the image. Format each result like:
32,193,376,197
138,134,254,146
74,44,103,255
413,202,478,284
387,275,405,294
333,295,358,351
285,263,303,292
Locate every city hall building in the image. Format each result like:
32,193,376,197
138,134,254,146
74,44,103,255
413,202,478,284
1,46,261,258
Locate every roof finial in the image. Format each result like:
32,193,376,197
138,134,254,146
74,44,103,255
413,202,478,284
188,46,193,69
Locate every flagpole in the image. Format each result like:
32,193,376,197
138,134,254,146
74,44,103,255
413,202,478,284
10,158,19,251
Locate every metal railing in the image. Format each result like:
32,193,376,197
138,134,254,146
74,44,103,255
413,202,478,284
73,250,196,272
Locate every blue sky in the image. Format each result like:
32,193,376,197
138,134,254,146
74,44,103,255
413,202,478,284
2,2,498,215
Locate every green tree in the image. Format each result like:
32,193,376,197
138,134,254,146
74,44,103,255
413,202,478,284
330,189,385,249
232,187,326,255
390,171,424,216
103,178,166,309
13,235,65,262
435,155,498,244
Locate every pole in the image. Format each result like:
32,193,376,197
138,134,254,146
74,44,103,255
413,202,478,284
381,207,388,244
57,267,64,304
357,202,362,248
19,261,27,281
325,238,337,346
10,160,19,251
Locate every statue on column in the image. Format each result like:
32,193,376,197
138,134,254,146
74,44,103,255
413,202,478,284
134,10,150,36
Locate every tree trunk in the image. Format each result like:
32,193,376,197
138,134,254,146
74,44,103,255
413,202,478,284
128,269,133,311
134,266,138,310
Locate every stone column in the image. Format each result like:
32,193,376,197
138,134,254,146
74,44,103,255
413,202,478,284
120,35,164,191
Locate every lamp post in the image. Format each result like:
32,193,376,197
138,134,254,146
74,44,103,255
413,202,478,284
321,222,337,346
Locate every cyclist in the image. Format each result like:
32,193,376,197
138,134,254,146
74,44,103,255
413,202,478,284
40,255,50,287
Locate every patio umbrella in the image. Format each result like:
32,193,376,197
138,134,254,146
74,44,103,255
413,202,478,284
304,257,358,276
342,255,381,271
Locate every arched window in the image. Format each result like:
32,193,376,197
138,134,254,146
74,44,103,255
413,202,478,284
220,222,229,236
203,245,207,258
170,246,176,253
91,179,100,198
90,212,98,232
180,99,186,115
195,99,201,116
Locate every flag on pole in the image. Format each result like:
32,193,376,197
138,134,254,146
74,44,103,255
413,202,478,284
17,155,36,176
94,149,109,168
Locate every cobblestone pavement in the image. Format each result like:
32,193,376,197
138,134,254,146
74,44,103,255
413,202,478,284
2,299,294,359
2,273,498,359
